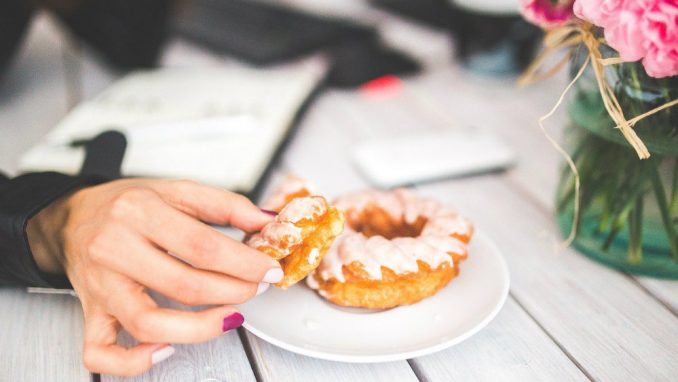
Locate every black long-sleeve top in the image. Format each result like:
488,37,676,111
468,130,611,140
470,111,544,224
0,172,107,288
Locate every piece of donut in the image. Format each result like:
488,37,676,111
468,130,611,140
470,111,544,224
259,175,314,212
307,188,473,309
246,177,344,289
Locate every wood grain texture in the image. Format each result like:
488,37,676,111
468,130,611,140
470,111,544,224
244,331,418,382
409,298,588,382
0,289,89,382
102,293,256,382
417,177,678,382
633,277,678,314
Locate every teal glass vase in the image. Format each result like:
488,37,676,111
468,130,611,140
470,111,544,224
556,47,678,278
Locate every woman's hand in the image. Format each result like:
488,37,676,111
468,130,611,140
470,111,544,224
27,179,281,376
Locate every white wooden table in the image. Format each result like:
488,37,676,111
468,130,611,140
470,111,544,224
1,8,677,382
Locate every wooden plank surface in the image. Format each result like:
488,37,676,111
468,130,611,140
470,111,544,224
634,277,678,314
0,14,90,382
417,176,678,381
0,289,89,382
103,294,256,382
244,332,418,382
409,298,588,382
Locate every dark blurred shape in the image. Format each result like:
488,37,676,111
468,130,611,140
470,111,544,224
174,0,420,87
58,0,174,69
174,0,373,65
0,0,173,80
75,130,127,179
0,1,32,77
372,0,453,28
328,38,420,88
451,10,541,75
373,0,542,75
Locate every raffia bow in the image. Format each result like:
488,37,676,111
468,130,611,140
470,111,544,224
517,20,678,246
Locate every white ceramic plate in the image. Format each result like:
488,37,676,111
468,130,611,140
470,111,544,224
239,232,510,363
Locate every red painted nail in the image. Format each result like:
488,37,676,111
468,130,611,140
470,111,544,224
222,312,244,332
261,209,278,217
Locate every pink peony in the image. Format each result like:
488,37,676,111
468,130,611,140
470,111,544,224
574,0,678,77
521,0,576,29
573,0,623,26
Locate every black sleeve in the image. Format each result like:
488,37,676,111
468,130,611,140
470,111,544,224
0,0,33,78
0,172,107,288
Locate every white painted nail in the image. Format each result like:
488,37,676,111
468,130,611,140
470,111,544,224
262,268,284,283
256,282,270,295
151,346,175,365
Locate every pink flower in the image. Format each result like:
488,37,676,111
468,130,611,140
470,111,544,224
641,1,678,77
573,0,623,26
643,45,678,77
573,0,678,78
521,0,576,29
603,3,648,61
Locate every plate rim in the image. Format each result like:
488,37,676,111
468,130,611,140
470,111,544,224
242,231,510,363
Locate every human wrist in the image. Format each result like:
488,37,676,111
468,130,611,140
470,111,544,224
26,191,75,276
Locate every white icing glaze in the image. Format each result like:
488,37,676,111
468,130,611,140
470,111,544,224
334,190,377,220
421,215,472,237
419,235,466,256
261,222,302,248
316,188,471,282
248,193,328,257
246,233,268,249
278,196,326,223
307,248,320,264
392,237,454,268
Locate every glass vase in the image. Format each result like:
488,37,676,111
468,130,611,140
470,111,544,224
556,47,678,278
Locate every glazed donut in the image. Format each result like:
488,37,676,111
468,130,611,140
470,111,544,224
246,177,344,289
307,188,473,309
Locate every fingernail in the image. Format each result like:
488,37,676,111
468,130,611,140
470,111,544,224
222,312,245,332
151,346,175,365
256,282,270,295
262,268,284,283
261,209,278,217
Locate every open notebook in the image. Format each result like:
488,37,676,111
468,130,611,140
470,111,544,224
19,60,327,195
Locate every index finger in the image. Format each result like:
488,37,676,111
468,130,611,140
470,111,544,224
133,195,281,283
151,180,273,232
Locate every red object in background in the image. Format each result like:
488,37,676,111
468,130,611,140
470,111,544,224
359,75,403,99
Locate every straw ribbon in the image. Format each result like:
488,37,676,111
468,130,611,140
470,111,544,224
518,20,678,246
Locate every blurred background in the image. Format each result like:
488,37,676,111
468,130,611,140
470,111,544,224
0,0,563,200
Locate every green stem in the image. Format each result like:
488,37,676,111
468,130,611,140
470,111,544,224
630,68,643,97
628,196,643,264
602,201,634,251
671,158,678,216
649,164,678,262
